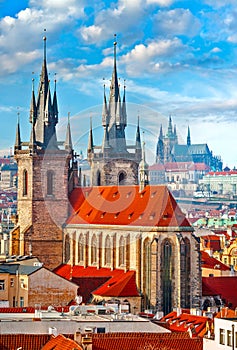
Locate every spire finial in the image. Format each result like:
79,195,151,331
32,72,35,92
68,112,70,123
17,107,20,124
43,29,47,61
54,73,57,91
113,33,117,66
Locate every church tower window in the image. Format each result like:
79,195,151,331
162,239,173,315
118,171,126,185
119,236,125,266
78,234,84,263
23,170,28,196
105,235,111,265
91,235,97,264
97,171,101,186
180,238,191,308
47,170,54,195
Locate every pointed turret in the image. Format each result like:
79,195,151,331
29,78,37,124
87,117,94,164
187,126,191,146
121,81,127,126
156,125,164,164
135,116,142,161
65,112,73,152
108,35,120,126
52,77,58,124
102,84,109,127
102,126,110,152
32,35,58,150
44,85,52,125
167,115,173,137
14,113,21,151
139,141,149,192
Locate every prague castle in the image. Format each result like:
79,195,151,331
10,37,201,315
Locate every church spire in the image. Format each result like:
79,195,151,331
135,116,142,160
102,83,109,127
87,117,94,161
52,76,58,124
156,125,164,164
167,115,173,137
121,80,127,126
65,112,73,152
29,77,37,124
139,141,149,192
14,111,21,151
32,34,58,150
187,126,191,146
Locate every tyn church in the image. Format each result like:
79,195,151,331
11,37,201,314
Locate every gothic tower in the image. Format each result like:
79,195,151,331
87,36,142,186
156,116,178,164
12,36,75,269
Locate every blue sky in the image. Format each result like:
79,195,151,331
1,0,237,167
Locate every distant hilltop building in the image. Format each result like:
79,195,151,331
10,36,201,315
156,116,222,171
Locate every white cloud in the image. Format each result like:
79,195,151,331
120,38,184,76
29,0,85,16
78,0,146,44
80,25,103,43
146,0,174,6
154,8,201,37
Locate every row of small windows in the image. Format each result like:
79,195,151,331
96,171,127,186
76,235,127,267
220,328,237,347
22,170,54,196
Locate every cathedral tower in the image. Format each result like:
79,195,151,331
12,36,75,269
87,36,142,186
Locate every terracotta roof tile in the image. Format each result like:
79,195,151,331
92,332,203,350
201,251,230,271
68,185,191,228
202,276,237,308
54,265,140,300
160,310,212,338
0,334,50,350
42,334,82,350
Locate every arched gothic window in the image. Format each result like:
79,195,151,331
119,236,125,266
78,234,84,262
162,239,173,315
64,235,70,263
97,171,101,186
47,170,54,195
23,170,28,196
91,235,97,264
118,171,126,186
180,238,191,308
105,235,111,265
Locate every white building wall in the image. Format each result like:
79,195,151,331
203,317,237,350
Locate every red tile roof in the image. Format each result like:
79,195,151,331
0,334,50,350
202,276,237,308
202,235,222,251
201,251,230,271
54,265,140,300
207,170,237,176
41,334,82,350
68,185,191,228
92,332,203,350
160,310,212,338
